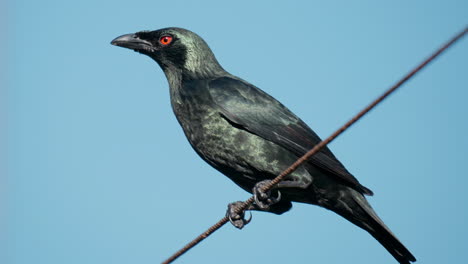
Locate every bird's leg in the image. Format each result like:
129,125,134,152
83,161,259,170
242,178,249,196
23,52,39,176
253,179,310,210
276,180,310,189
253,180,282,210
226,201,253,229
227,180,304,229
227,197,294,229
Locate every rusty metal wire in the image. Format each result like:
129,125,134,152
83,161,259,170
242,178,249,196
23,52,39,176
162,26,468,264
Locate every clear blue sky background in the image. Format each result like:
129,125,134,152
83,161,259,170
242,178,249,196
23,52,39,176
5,1,468,264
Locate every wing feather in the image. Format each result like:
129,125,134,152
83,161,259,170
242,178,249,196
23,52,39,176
208,77,373,195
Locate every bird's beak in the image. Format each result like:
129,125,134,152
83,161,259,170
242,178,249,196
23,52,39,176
111,33,154,52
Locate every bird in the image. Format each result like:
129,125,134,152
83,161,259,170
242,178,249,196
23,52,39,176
111,27,416,264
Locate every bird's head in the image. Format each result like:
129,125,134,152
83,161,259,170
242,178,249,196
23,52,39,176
111,27,225,79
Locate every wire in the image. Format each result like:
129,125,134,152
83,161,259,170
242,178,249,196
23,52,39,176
162,26,468,264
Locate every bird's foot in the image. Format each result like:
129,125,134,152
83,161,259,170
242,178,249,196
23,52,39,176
253,180,281,210
226,201,252,229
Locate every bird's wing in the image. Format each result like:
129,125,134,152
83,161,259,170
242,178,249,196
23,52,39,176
208,76,373,195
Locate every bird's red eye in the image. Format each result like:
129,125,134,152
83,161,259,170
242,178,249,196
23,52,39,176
159,36,173,45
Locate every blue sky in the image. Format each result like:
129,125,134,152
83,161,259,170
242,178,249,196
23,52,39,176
5,1,468,264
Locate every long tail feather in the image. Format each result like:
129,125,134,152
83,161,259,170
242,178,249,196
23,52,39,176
352,193,416,263
325,189,416,264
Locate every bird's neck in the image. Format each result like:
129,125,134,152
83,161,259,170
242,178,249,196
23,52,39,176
161,61,229,108
161,65,183,106
183,57,226,80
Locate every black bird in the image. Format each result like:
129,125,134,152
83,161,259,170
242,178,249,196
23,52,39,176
111,27,416,264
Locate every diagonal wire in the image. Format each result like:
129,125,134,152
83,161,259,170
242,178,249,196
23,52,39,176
162,26,468,264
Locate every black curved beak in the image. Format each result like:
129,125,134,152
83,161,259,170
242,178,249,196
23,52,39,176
111,33,154,52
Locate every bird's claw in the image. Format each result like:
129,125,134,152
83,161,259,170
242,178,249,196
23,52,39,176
253,180,282,210
226,201,252,229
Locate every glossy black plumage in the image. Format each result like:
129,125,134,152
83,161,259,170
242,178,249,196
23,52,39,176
111,27,416,264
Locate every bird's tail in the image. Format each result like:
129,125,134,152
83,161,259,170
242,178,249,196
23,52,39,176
329,190,416,264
